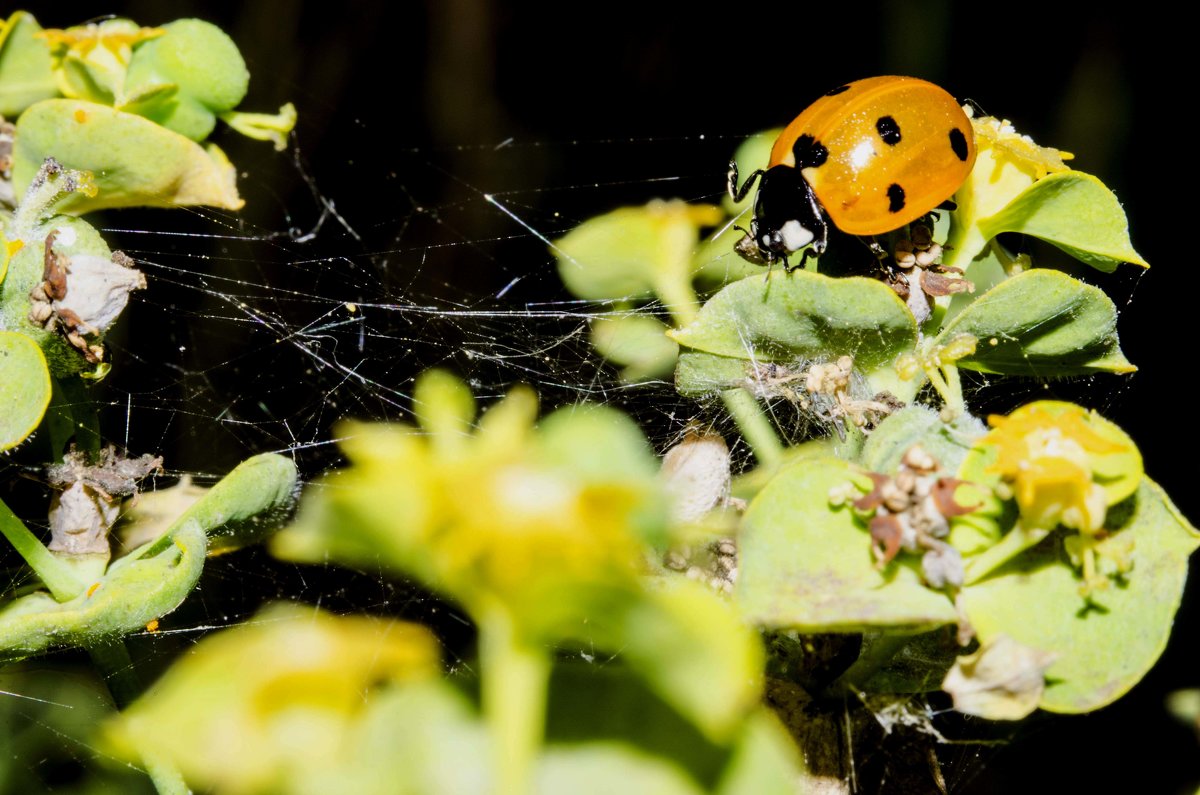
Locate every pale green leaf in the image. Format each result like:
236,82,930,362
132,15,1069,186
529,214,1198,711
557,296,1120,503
0,12,58,116
737,458,958,632
616,579,763,742
13,99,244,212
977,172,1147,272
671,270,916,369
934,269,1133,375
0,330,51,451
959,479,1200,713
859,405,986,475
591,313,679,382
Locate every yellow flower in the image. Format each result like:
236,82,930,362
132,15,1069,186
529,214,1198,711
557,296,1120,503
969,112,1074,181
984,402,1138,535
274,372,666,641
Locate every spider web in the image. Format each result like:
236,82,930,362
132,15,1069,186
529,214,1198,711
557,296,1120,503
0,2,1196,793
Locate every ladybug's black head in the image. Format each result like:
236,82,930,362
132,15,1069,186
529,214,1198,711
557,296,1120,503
738,165,828,266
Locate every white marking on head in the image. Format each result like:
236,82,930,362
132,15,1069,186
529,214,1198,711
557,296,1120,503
779,220,814,252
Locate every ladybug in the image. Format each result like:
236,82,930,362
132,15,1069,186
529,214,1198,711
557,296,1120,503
728,76,976,270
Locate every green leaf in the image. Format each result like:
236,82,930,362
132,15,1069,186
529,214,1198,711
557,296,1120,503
959,478,1200,713
737,457,958,632
123,18,250,141
0,12,58,116
615,579,763,742
859,405,986,474
137,452,299,556
934,269,1133,375
673,351,748,398
13,99,244,212
591,313,679,382
669,270,918,397
0,330,51,451
975,172,1147,272
671,270,915,366
0,453,297,661
413,367,477,440
545,662,798,794
553,201,719,305
0,522,207,662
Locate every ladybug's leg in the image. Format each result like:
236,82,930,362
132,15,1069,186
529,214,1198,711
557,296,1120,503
727,161,765,203
864,237,888,261
787,247,816,274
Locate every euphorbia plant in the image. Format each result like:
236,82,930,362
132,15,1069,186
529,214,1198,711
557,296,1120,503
0,11,296,792
548,100,1196,787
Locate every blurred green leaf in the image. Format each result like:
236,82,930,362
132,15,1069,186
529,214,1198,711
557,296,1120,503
553,200,719,305
614,579,762,742
591,313,679,382
104,604,444,795
0,11,57,116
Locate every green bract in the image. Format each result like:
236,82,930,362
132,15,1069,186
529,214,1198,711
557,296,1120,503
946,115,1147,272
670,269,920,400
737,456,959,632
122,19,249,141
0,453,298,662
934,268,1133,375
959,480,1199,713
0,329,49,449
0,11,56,116
13,100,243,211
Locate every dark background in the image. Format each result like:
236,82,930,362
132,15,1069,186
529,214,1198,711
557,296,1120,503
18,1,1198,792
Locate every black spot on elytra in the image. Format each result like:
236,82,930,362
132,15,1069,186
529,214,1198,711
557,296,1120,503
887,183,906,213
793,134,828,168
824,84,851,96
876,116,901,145
949,128,969,161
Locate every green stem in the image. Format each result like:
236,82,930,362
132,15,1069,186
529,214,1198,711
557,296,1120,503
941,364,965,416
963,522,1050,585
88,640,188,794
479,609,551,795
88,638,141,709
654,271,701,328
141,751,190,795
824,632,912,695
0,497,86,601
58,376,102,456
720,388,784,468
